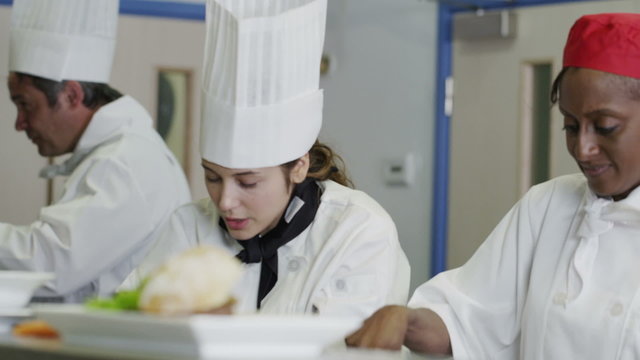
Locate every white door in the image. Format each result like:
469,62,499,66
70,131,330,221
448,0,640,267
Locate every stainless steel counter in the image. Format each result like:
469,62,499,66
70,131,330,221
0,334,452,360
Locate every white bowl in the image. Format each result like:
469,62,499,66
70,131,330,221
0,271,54,309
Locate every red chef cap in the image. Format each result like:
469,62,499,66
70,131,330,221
563,13,640,79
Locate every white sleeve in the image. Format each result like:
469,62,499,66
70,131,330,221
409,191,541,360
120,204,200,290
312,212,411,320
0,158,156,297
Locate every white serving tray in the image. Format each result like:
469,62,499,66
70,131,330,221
34,305,361,359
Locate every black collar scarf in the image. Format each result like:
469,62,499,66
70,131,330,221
218,178,321,309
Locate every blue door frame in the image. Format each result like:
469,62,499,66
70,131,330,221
0,0,597,277
430,0,594,277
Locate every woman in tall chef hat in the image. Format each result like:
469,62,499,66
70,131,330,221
131,0,410,318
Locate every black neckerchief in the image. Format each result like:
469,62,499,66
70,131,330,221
218,178,321,309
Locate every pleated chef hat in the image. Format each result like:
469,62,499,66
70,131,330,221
201,0,327,168
9,0,119,82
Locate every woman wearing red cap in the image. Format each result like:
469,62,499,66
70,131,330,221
346,13,640,359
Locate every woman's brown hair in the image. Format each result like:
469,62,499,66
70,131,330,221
282,140,354,188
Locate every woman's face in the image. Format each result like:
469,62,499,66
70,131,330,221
560,68,640,200
202,156,309,240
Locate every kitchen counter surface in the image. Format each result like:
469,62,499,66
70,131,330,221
0,334,452,360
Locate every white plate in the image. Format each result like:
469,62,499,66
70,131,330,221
0,308,32,317
0,271,55,308
0,307,34,333
34,305,361,358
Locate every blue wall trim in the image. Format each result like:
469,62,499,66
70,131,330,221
448,0,597,12
0,0,205,21
119,1,204,21
431,4,453,277
431,0,595,277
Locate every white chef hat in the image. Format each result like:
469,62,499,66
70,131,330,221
9,0,119,83
200,0,327,168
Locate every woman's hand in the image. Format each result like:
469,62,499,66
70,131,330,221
345,305,452,356
345,305,410,350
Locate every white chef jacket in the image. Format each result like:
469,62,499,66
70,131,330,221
410,173,640,360
130,180,410,319
0,95,191,302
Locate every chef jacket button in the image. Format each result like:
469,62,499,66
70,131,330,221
553,292,567,305
610,303,624,317
287,259,300,272
335,279,346,291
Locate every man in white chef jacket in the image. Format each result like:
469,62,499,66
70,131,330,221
2,0,191,302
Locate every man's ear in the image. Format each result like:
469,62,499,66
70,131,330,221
62,81,85,108
290,153,310,184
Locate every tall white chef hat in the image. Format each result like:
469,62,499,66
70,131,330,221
201,0,327,168
9,0,119,83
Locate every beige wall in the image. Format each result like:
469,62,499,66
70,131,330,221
0,1,439,292
113,14,208,201
0,7,48,225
